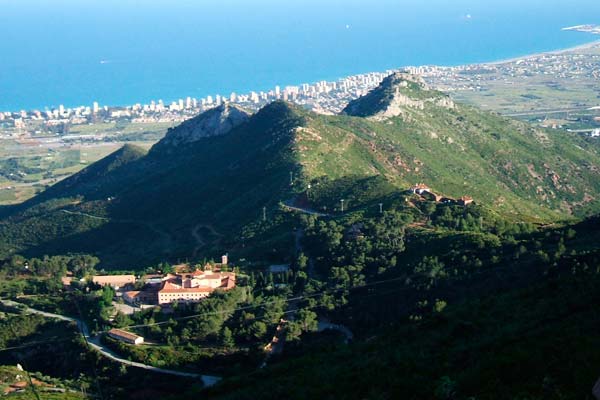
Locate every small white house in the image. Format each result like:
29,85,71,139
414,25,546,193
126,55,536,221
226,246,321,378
108,328,144,345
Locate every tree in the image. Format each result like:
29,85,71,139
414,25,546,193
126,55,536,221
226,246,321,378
284,321,302,341
294,271,308,293
68,255,100,278
434,299,447,313
248,321,267,339
100,285,115,307
421,202,437,216
297,252,308,270
113,311,132,328
261,296,286,324
220,327,235,349
181,327,192,342
296,308,318,332
159,262,174,274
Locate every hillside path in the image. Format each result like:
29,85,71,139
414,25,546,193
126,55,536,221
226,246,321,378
60,209,174,252
282,201,330,217
191,223,223,258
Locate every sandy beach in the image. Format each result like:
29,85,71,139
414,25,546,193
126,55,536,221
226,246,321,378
483,40,600,66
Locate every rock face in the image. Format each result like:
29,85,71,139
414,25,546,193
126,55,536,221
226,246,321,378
159,103,251,147
342,72,454,120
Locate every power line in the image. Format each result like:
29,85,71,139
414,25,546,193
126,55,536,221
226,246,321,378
0,337,74,353
3,252,552,354
114,250,547,332
117,275,412,331
8,253,539,338
0,281,410,352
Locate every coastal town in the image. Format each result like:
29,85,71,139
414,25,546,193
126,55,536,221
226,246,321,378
2,40,600,141
1,42,600,207
3,1,600,397
0,71,392,138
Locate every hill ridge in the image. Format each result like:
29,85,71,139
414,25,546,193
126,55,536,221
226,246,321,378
342,72,455,120
153,103,251,151
2,77,600,265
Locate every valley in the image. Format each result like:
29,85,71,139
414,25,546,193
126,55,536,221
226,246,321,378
1,72,600,400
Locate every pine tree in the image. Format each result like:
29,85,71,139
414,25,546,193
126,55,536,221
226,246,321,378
221,327,235,348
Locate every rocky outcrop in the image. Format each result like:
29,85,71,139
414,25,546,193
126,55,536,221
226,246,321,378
158,103,251,147
342,72,454,121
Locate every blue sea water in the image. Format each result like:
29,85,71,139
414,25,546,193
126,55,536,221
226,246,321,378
0,0,599,111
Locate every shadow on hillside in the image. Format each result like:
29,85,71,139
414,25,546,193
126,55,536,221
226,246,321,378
20,220,191,268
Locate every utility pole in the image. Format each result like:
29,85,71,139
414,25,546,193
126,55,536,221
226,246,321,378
340,199,345,213
290,171,294,186
263,206,267,222
8,328,41,400
379,203,383,214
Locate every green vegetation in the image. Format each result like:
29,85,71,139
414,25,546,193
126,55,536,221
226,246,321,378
2,74,600,399
203,268,600,400
1,75,600,268
0,365,85,400
0,120,168,206
183,210,600,400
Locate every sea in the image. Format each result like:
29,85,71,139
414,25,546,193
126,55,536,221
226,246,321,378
1,0,599,111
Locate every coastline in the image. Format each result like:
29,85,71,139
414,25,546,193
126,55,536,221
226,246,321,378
481,39,600,66
3,40,600,114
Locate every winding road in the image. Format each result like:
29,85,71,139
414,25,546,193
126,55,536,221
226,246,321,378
1,299,221,387
282,201,330,217
317,319,354,344
191,223,222,258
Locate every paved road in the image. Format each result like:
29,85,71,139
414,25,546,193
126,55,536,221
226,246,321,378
60,209,109,221
593,377,600,400
1,299,221,387
318,319,354,344
503,106,590,117
282,201,330,217
191,223,222,258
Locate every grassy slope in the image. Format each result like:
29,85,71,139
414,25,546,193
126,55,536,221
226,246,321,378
1,77,600,266
0,102,303,266
297,101,600,220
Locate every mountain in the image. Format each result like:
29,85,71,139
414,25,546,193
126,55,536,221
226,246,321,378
153,103,251,150
342,72,455,119
1,74,600,266
29,143,148,204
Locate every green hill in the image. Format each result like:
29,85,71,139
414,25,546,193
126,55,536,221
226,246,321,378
1,73,600,267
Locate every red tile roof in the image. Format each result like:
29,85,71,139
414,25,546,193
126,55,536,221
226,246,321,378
92,275,136,285
411,183,430,190
108,328,143,342
223,277,236,289
157,271,236,296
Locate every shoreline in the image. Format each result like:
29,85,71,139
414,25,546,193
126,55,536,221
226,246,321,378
481,39,600,66
3,40,600,114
